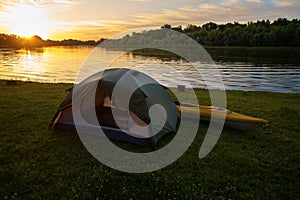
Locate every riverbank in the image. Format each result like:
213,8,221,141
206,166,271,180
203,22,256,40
0,80,299,199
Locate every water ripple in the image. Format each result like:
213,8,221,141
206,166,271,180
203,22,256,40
0,47,299,93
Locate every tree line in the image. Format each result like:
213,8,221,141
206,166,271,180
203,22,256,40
0,18,299,48
162,18,300,46
103,18,300,47
0,34,104,48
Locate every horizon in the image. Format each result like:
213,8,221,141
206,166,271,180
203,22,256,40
0,0,299,41
1,17,298,42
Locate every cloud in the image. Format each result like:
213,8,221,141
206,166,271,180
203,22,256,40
272,0,293,7
58,0,300,40
128,0,150,2
0,0,76,7
51,0,77,4
246,0,262,3
48,19,142,40
130,0,300,27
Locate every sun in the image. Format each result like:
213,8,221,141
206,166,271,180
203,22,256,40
6,4,52,39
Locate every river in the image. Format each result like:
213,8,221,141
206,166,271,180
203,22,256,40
0,46,299,93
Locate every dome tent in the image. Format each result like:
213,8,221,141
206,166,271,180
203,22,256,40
50,68,180,148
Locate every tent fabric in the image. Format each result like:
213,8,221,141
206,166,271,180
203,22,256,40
50,68,179,147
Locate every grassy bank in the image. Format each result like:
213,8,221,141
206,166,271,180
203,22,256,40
0,80,299,199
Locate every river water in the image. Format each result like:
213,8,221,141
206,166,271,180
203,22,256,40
0,46,299,93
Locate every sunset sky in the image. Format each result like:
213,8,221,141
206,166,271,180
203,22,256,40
0,0,299,40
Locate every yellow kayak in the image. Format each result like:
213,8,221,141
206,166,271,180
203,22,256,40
177,102,268,130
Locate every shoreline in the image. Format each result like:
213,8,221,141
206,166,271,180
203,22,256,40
1,79,299,94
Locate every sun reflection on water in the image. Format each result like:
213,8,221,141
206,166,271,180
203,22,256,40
19,49,46,80
0,46,92,83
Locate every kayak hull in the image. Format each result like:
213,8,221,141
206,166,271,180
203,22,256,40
177,103,268,130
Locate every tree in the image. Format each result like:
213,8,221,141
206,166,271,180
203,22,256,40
161,24,172,29
184,24,201,33
172,25,183,33
202,22,218,31
273,18,289,26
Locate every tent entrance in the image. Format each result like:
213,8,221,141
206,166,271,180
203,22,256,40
94,94,150,138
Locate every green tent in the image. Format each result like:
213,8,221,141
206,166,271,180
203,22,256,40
50,68,180,147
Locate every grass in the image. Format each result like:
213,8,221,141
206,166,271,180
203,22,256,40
0,80,299,199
